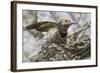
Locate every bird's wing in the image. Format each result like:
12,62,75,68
38,22,57,30
25,21,50,30
26,21,57,32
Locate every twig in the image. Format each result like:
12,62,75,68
68,24,90,38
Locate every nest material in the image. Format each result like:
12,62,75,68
30,39,91,62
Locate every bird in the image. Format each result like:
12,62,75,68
25,19,76,45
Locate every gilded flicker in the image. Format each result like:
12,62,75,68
26,19,76,44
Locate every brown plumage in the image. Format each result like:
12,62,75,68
26,20,76,44
26,21,57,32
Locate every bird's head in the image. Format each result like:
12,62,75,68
58,19,77,35
63,20,76,27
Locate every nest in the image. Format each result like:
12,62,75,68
30,39,91,62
